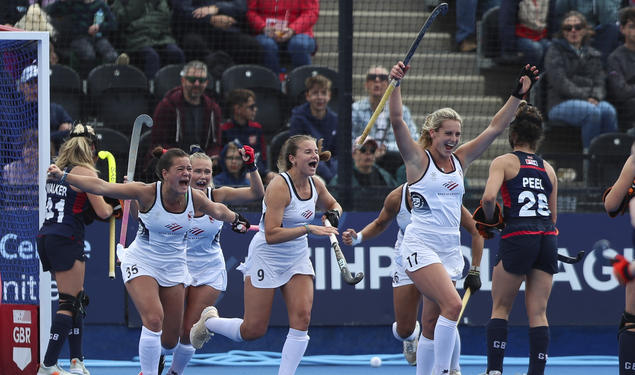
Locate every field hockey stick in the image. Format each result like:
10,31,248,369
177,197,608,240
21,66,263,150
457,288,471,322
557,239,609,264
119,114,153,247
358,2,449,145
324,220,364,285
98,150,116,279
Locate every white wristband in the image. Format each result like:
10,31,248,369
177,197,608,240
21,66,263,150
351,232,363,246
470,265,480,272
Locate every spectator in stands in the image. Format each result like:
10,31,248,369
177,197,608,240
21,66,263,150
18,64,73,154
352,65,418,157
329,136,397,189
110,0,185,79
152,61,223,158
220,88,277,183
213,141,250,187
1,0,28,26
544,11,618,153
498,0,557,68
456,0,501,52
247,0,318,75
288,74,337,183
607,6,635,133
2,129,38,187
554,0,620,62
171,0,262,67
45,0,119,69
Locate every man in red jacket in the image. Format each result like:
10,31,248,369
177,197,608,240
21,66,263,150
152,60,222,157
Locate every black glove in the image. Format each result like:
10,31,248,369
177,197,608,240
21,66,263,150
472,201,505,239
324,209,340,227
511,65,539,99
464,267,482,293
231,212,250,234
104,196,123,219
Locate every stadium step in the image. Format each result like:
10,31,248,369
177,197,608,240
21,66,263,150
314,31,452,53
316,10,434,33
319,0,431,12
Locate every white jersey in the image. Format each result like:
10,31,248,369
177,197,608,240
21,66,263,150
186,187,226,289
120,182,194,286
400,150,465,278
239,172,317,288
392,184,413,287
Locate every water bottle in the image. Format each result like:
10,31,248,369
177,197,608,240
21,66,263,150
93,9,104,38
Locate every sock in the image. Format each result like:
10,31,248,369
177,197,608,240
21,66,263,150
68,313,84,360
416,334,435,375
619,330,635,375
167,343,196,375
205,317,244,342
43,313,73,367
278,328,309,375
432,315,457,374
486,318,508,373
393,321,420,341
162,345,176,355
139,326,162,375
528,326,549,375
450,327,461,371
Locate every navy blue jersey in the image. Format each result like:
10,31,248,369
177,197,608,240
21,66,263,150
500,151,553,221
39,166,91,240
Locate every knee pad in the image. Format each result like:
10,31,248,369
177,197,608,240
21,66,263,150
619,311,635,338
58,291,89,318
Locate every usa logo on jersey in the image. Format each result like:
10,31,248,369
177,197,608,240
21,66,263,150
301,209,313,219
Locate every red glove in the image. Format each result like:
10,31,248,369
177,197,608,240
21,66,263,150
242,145,257,172
613,254,634,285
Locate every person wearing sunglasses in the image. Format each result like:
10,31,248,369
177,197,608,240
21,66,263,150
152,60,223,169
220,88,277,184
329,136,397,191
544,10,618,172
607,6,635,134
352,66,418,160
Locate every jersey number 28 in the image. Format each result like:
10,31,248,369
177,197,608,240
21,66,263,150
518,191,550,217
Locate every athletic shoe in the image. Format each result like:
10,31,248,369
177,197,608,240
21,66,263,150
157,355,165,375
37,363,73,375
450,370,462,375
69,358,90,375
190,305,218,349
402,335,418,366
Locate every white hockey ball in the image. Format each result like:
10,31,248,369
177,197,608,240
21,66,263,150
370,356,382,367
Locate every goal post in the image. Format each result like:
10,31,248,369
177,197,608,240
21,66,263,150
0,29,51,369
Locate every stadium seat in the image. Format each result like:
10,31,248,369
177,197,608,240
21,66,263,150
588,132,634,187
221,65,286,139
94,127,130,183
285,65,339,112
87,64,149,133
476,6,500,68
50,64,83,121
152,64,217,103
268,129,291,173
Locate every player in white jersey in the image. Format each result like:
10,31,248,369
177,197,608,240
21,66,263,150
388,61,539,375
47,147,250,375
165,146,264,375
189,135,343,375
342,184,483,372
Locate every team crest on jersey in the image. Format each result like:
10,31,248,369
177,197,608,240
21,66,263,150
442,181,459,191
525,157,538,166
165,223,183,232
301,209,313,219
189,227,204,236
410,192,429,210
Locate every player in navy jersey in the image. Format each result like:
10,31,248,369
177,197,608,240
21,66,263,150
477,102,558,375
37,124,114,375
46,147,250,375
603,142,635,375
189,135,343,375
388,61,538,375
165,146,264,375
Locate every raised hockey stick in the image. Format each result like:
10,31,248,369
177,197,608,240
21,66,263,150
358,2,449,144
98,150,116,279
457,288,471,322
119,114,153,247
325,220,364,285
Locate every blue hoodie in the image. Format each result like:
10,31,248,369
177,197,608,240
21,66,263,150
213,141,250,187
288,102,338,182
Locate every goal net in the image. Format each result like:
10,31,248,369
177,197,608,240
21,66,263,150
0,28,51,361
